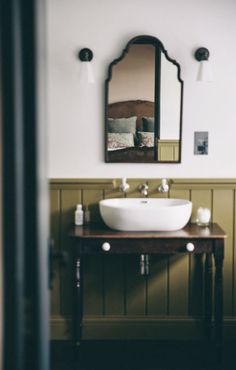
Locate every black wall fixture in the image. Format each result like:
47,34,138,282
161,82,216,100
78,48,93,61
194,46,213,82
195,47,210,61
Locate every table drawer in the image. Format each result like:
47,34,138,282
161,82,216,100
77,238,214,254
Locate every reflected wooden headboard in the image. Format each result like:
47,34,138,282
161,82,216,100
108,100,154,131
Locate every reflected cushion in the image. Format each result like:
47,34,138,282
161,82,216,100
108,116,137,134
138,131,154,147
142,116,155,132
107,133,135,151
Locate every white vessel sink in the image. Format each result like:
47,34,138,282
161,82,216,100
99,198,192,231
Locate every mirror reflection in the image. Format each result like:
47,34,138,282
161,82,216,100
105,35,183,163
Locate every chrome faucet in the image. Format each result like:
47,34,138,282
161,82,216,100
139,182,149,197
120,177,130,193
158,178,169,193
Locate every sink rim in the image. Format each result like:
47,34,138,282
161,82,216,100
99,197,192,209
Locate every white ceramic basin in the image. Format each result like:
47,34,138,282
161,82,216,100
99,198,192,231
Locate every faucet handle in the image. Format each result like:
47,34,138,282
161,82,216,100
139,182,149,197
158,178,169,193
120,177,130,193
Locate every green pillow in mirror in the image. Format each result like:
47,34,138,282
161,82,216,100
142,116,155,132
108,116,137,134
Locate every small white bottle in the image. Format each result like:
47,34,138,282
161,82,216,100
75,204,84,226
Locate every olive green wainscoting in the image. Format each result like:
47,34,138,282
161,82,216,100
50,179,236,340
157,140,179,161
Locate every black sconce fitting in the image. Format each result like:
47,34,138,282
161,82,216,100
78,48,93,62
195,47,210,62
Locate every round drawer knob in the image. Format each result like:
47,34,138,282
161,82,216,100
186,242,195,252
102,242,111,252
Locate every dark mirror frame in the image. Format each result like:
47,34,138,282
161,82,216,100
105,35,184,163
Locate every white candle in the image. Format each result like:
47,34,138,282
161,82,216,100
196,207,211,225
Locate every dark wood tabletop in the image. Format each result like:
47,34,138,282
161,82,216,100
69,222,226,240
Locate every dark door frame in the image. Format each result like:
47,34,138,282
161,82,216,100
0,1,49,370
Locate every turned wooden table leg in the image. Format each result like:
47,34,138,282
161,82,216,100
213,239,224,363
204,252,213,342
72,241,83,347
75,255,83,346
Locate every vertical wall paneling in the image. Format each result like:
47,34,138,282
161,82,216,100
103,255,125,315
83,255,104,315
103,188,126,315
82,189,104,223
189,190,212,316
147,181,168,315
168,189,190,315
82,189,104,315
49,179,236,340
49,190,61,315
213,189,234,316
125,182,148,315
233,190,236,316
125,255,146,315
191,190,212,223
149,183,168,314
60,190,81,315
147,255,168,315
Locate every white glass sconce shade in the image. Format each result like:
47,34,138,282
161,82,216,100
79,61,95,84
197,60,213,82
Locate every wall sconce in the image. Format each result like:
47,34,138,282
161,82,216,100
78,48,95,84
194,47,213,82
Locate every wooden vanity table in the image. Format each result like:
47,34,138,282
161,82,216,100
69,223,226,361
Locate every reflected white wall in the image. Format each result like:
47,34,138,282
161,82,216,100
160,54,181,140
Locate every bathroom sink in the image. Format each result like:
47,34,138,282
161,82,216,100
99,198,192,231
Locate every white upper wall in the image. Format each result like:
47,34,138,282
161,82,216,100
47,0,236,178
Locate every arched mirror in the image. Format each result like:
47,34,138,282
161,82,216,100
105,35,183,163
